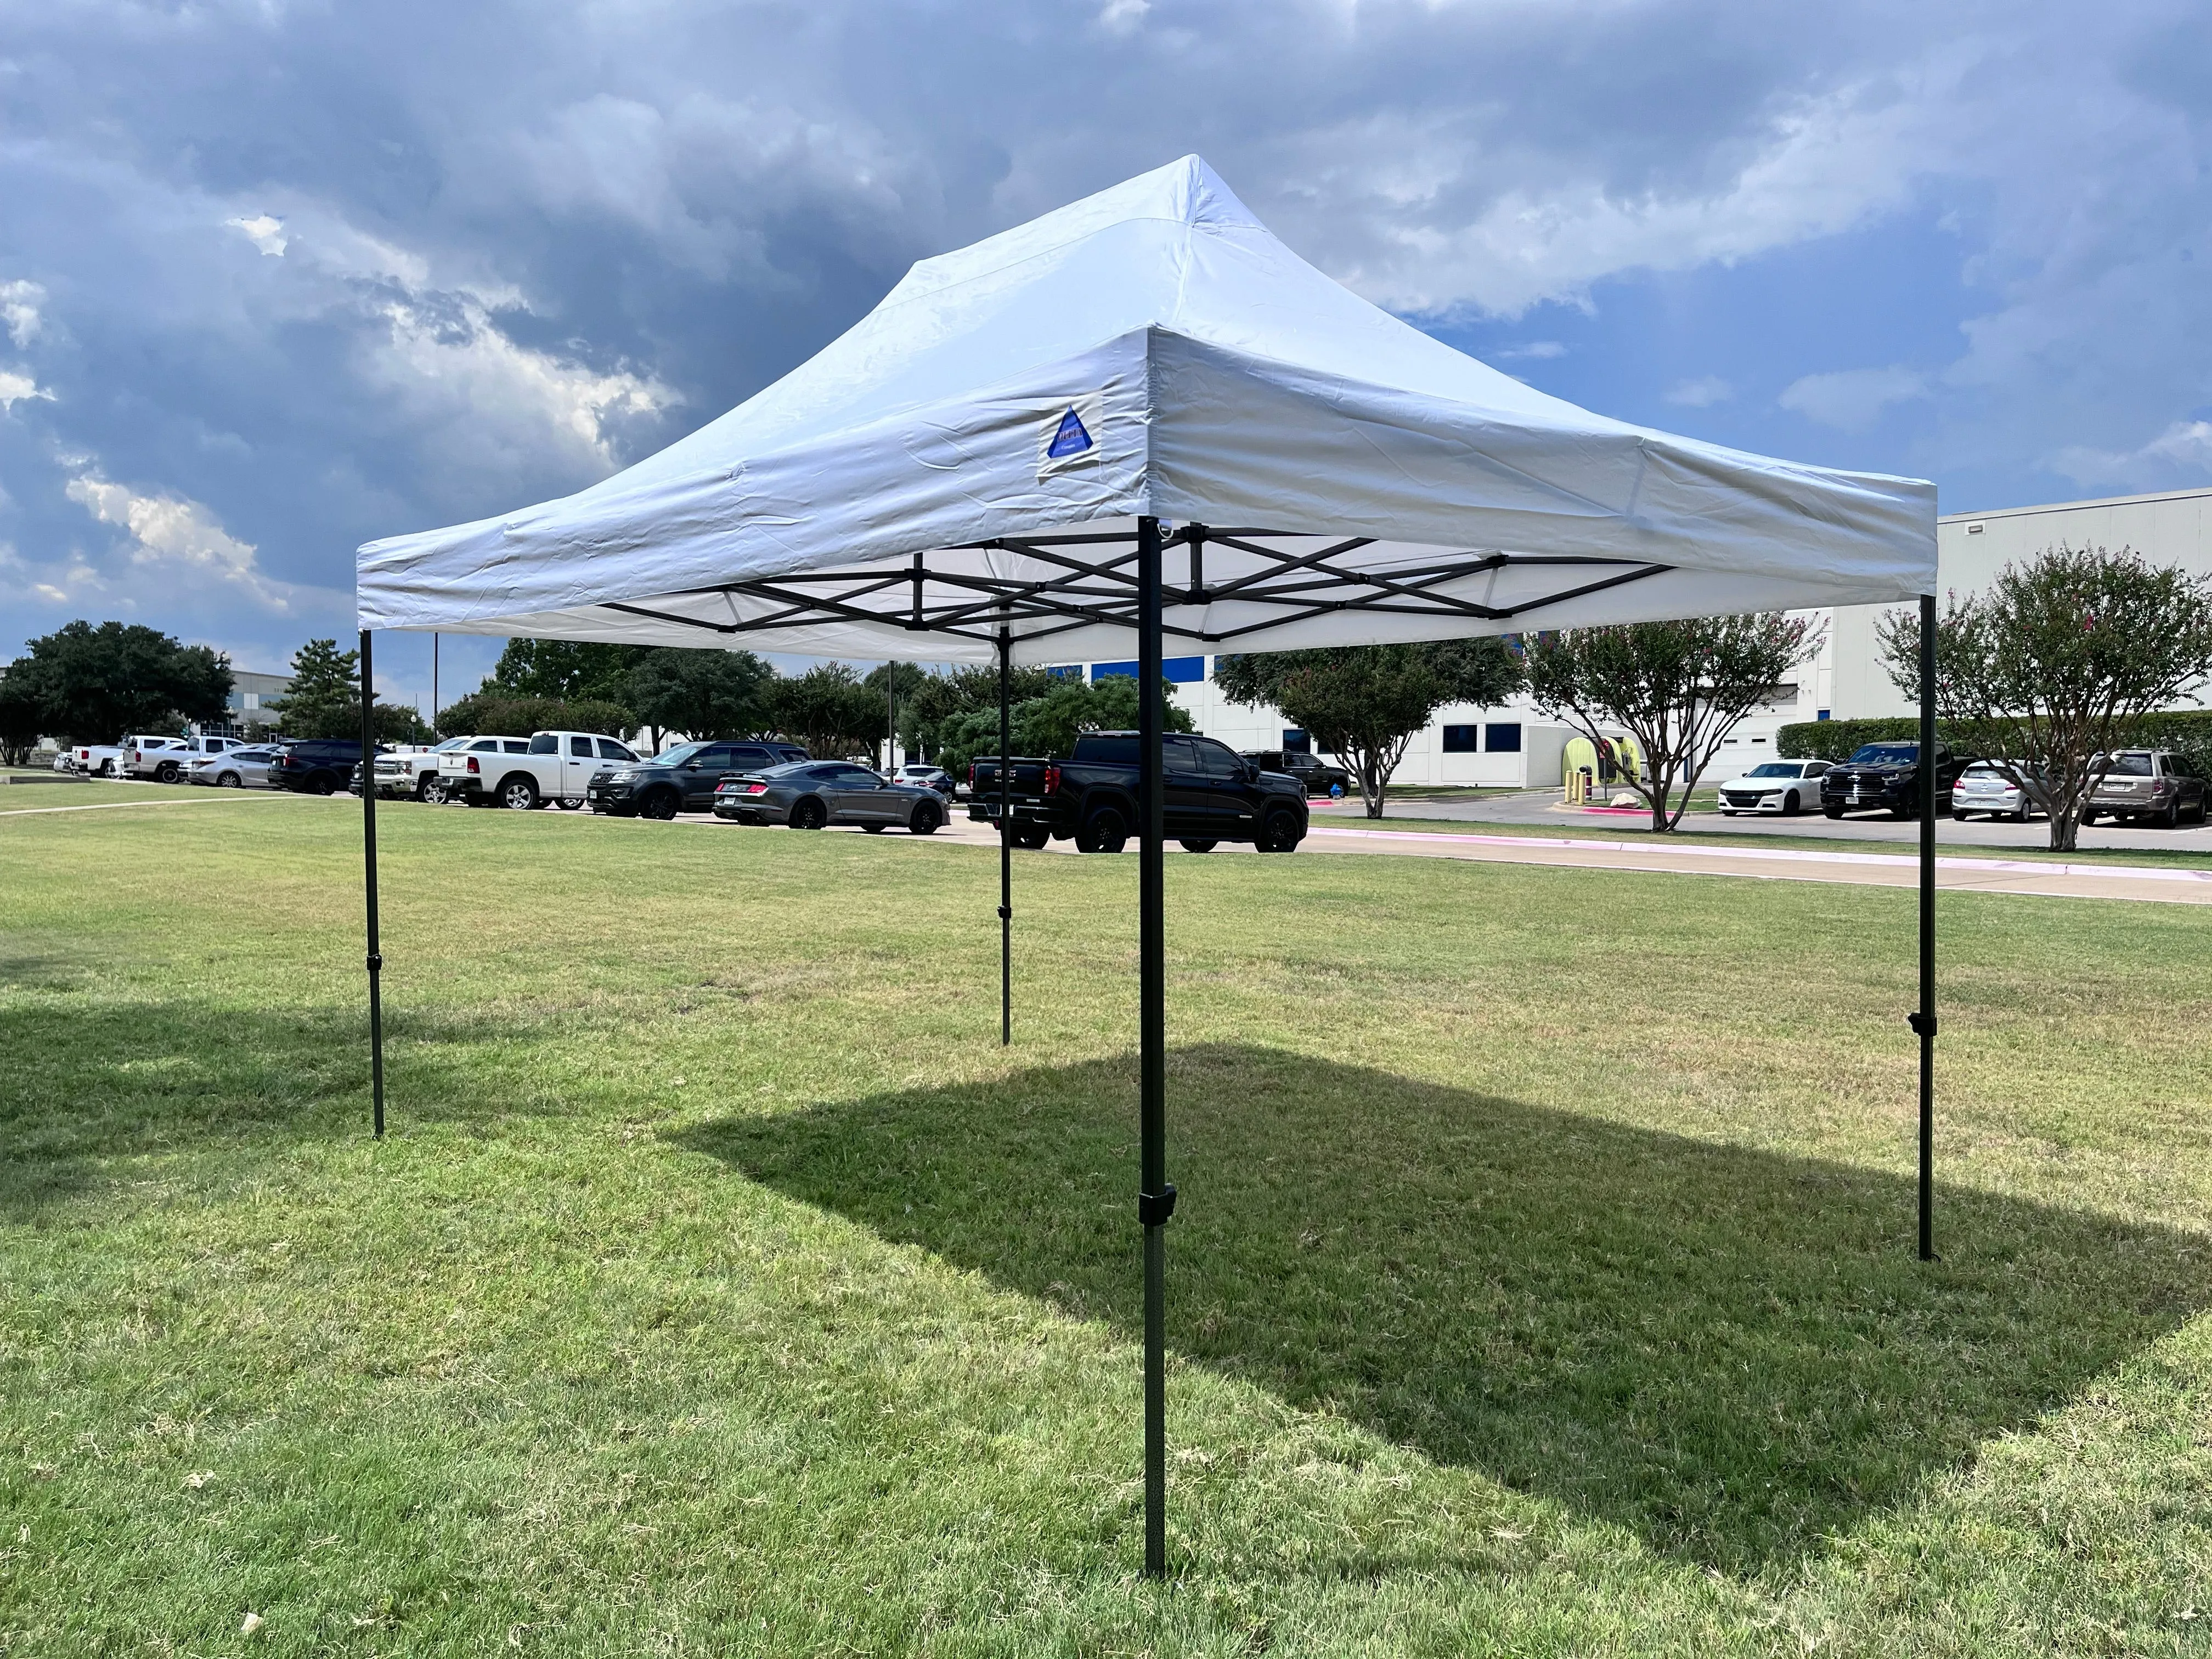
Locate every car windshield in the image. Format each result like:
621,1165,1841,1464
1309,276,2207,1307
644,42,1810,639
431,737,469,752
653,743,708,768
1847,744,1918,765
1745,763,1799,778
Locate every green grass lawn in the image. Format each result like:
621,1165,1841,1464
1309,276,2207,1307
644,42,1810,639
5,795,2212,1656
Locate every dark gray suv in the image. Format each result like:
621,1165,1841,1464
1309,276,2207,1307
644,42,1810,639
588,739,809,820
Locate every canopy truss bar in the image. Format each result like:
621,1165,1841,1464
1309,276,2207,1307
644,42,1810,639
580,528,1676,652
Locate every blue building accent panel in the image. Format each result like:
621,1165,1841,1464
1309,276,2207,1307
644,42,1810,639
1090,656,1205,684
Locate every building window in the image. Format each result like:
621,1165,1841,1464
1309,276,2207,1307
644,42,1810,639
1816,708,1831,721
1485,723,1522,753
1441,725,1481,753
1046,664,1084,681
1283,730,1310,753
1091,656,1205,684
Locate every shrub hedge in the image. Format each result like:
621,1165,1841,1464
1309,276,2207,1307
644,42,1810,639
1779,711,2212,774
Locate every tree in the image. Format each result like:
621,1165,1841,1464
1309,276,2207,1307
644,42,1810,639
904,663,1058,763
435,690,636,741
769,663,882,760
270,639,362,739
1526,613,1818,832
1878,545,2212,851
0,661,48,765
1215,641,1522,818
933,673,1195,780
490,639,652,703
625,649,771,746
7,620,231,742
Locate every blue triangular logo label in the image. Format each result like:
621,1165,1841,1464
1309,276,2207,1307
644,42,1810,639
1046,407,1094,459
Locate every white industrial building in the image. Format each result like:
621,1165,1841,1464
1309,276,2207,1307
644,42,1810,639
1054,484,2210,787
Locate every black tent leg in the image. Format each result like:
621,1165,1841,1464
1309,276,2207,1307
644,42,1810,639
1915,592,1936,1259
359,629,386,1139
998,626,1012,1047
1136,515,1173,1579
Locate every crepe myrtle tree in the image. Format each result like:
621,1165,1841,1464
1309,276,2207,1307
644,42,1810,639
1527,613,1819,833
1879,545,2212,851
1214,641,1522,818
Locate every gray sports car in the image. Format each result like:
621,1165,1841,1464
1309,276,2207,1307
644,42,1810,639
713,760,948,834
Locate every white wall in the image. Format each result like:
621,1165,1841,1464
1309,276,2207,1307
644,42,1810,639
1831,485,2212,719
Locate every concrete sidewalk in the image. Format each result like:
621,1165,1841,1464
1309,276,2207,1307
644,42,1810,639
923,810,2212,904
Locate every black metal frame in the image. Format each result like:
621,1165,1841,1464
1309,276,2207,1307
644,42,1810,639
353,539,1943,1584
595,524,1675,652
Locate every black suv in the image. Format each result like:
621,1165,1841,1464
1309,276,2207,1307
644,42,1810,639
588,738,810,820
1241,749,1353,798
1820,741,1972,820
270,740,370,795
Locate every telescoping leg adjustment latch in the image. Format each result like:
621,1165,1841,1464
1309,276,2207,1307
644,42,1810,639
1138,1184,1177,1227
997,906,1011,921
366,953,383,973
1907,1012,1937,1037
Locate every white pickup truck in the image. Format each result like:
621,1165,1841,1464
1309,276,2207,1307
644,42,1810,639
128,735,249,782
71,734,206,779
445,730,641,810
369,735,524,802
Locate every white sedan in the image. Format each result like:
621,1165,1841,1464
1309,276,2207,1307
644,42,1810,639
1715,759,1830,815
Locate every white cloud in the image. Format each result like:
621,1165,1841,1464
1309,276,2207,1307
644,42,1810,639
1778,365,1929,432
1664,375,1733,408
0,280,43,347
1494,341,1566,361
225,213,289,256
64,470,294,611
2051,420,2212,490
1098,0,1149,33
0,369,54,410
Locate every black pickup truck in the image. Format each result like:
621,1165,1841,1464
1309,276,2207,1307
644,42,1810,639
969,731,1310,853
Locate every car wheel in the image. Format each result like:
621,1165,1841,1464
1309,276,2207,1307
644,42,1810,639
1077,804,1127,853
1013,821,1051,850
1784,791,1801,815
639,788,679,821
1179,839,1217,854
2162,800,2182,829
217,771,242,789
422,777,450,805
1718,808,1734,817
557,796,585,811
1256,806,1303,853
1952,809,1972,821
156,761,181,783
2080,809,2099,826
100,759,119,777
1822,804,1843,819
863,822,887,833
501,776,539,811
789,796,828,831
311,774,337,797
910,800,941,835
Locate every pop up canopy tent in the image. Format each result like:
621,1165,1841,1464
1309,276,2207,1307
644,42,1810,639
357,155,1940,1577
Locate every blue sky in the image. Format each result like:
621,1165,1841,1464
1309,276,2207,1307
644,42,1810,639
4,0,2210,717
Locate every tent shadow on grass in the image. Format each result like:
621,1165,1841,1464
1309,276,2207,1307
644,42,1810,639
686,1042,2212,1576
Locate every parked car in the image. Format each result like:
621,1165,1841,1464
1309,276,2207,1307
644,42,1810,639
970,731,1309,853
270,739,377,795
2081,750,2210,828
892,763,957,798
1240,749,1353,799
189,745,280,788
1716,759,1830,815
50,749,76,772
72,742,125,776
1819,741,1972,820
1951,760,2046,822
447,730,642,810
133,735,250,782
714,760,947,832
589,738,808,820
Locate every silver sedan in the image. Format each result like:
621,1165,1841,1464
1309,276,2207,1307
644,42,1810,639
713,760,947,833
188,746,281,788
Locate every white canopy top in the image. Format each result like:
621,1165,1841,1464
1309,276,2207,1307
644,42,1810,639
357,156,1934,665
